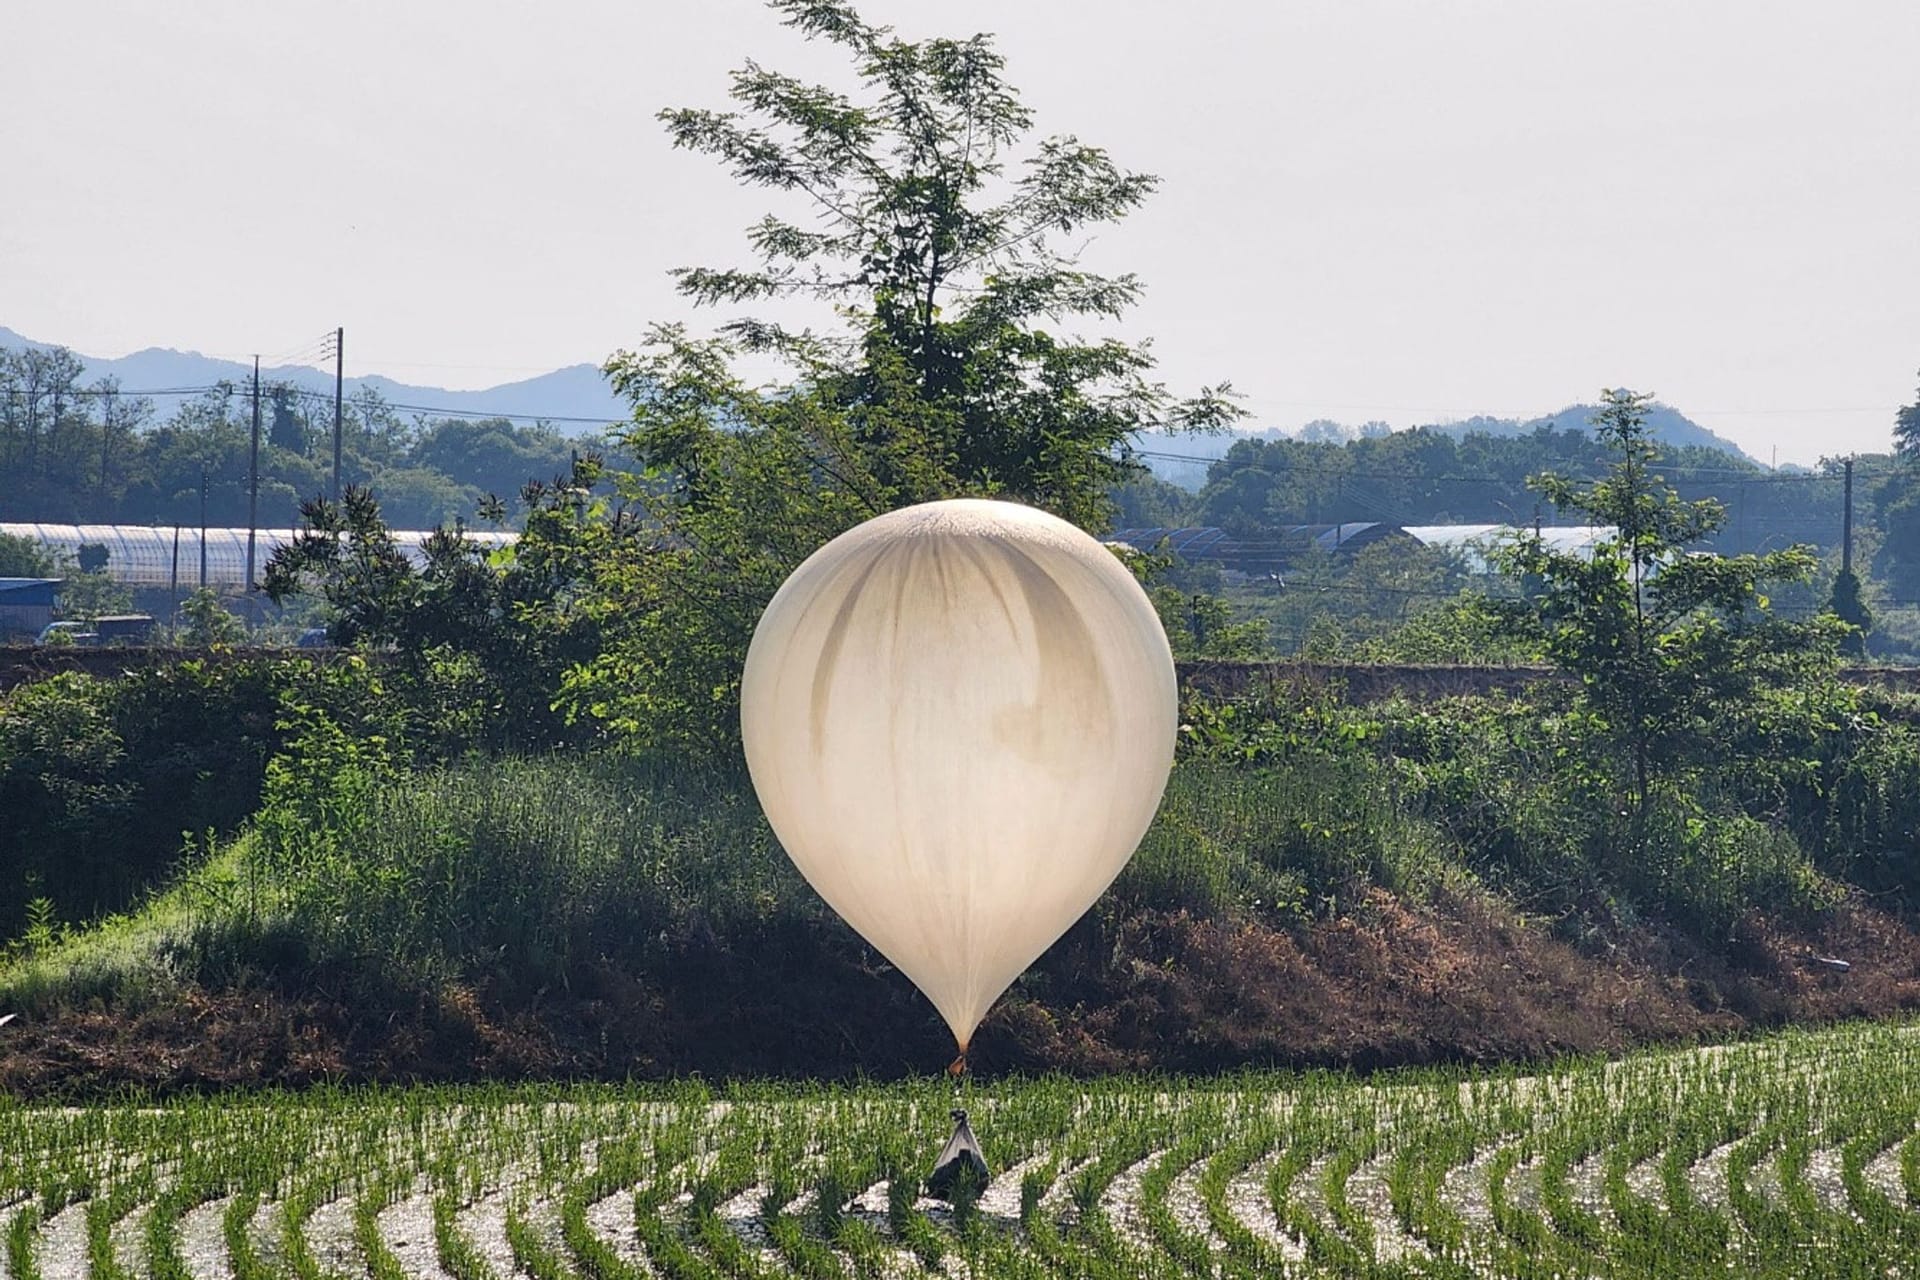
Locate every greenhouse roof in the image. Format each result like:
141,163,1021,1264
1400,524,1615,572
0,524,516,589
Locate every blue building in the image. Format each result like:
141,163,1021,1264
0,578,60,640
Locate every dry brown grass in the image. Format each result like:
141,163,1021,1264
7,890,1920,1097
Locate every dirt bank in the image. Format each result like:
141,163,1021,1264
4,893,1914,1097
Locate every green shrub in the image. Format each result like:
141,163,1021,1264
0,655,471,944
1637,803,1837,935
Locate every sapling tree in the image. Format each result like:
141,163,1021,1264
1493,389,1842,817
178,587,245,648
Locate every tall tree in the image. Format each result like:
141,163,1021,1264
568,0,1242,754
21,347,86,477
267,384,307,454
630,0,1240,529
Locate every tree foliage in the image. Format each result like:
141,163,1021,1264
566,0,1241,754
0,531,58,578
263,479,612,750
57,572,133,622
645,0,1240,528
0,350,598,530
1892,370,1920,458
178,587,246,647
1828,567,1871,657
1493,390,1840,814
1188,421,1832,552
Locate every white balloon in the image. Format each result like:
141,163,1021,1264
741,498,1178,1052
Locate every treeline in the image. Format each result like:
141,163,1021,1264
1122,419,1920,609
1122,425,1858,555
0,346,612,530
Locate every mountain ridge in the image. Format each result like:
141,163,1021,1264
0,326,629,429
4,326,1762,480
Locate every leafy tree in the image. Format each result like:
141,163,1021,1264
1111,471,1196,528
268,384,307,454
264,481,609,750
0,347,85,477
1150,587,1273,659
1876,380,1920,598
264,486,439,647
1893,370,1920,458
177,587,246,647
57,572,133,622
1828,567,1871,657
0,532,58,578
639,0,1239,522
570,0,1239,754
1493,389,1840,814
409,419,576,508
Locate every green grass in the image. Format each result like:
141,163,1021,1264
0,750,1481,1019
2,1021,1918,1278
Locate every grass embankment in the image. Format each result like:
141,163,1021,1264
3,1021,1919,1278
5,726,1918,1093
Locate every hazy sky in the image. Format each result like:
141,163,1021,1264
4,0,1916,462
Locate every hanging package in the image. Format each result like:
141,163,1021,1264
924,1108,990,1201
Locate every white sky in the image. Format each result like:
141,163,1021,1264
3,0,1916,463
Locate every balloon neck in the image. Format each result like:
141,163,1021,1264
947,1048,969,1079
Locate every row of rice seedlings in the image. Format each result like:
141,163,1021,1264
1202,1127,1290,1275
1385,1076,1521,1279
1135,1130,1219,1275
5,1201,44,1280
83,1162,153,1280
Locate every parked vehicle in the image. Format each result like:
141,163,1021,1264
94,614,156,645
295,627,331,648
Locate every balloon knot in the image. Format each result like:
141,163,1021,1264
947,1051,968,1078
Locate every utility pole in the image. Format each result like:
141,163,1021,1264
247,356,262,593
331,326,344,502
1843,456,1855,575
199,468,210,590
98,384,114,503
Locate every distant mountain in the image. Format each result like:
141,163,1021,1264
1429,403,1757,462
4,327,1760,474
0,327,628,432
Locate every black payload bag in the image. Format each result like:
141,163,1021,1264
924,1108,990,1201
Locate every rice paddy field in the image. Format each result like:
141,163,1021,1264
4,1021,1919,1280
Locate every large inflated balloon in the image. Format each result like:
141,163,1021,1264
741,498,1178,1052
